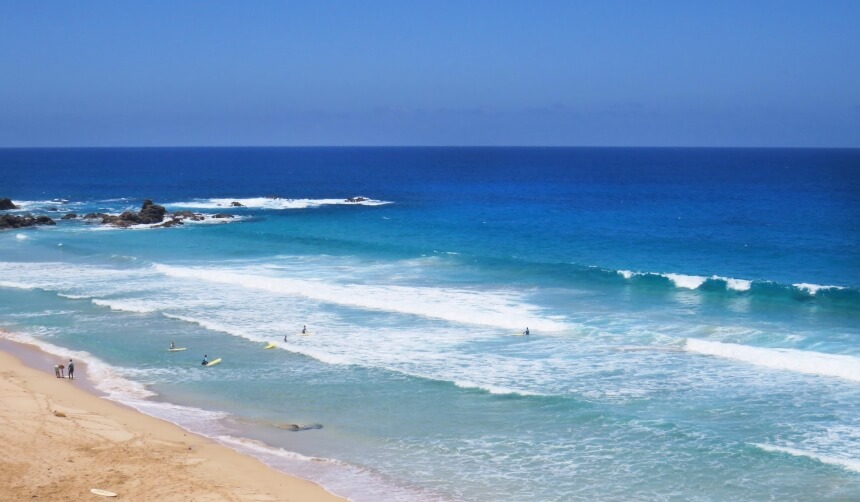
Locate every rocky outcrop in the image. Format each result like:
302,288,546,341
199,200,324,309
61,213,78,219
345,196,368,203
138,199,166,224
212,213,234,219
83,212,110,220
0,198,19,210
97,200,167,227
173,211,205,221
0,214,55,229
230,201,244,207
152,218,184,228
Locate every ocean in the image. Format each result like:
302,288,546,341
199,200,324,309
1,147,859,501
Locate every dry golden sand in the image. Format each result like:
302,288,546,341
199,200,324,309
0,343,345,501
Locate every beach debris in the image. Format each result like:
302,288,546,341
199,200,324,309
52,410,66,418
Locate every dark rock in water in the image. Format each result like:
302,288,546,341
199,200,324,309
61,213,78,219
212,213,234,219
274,423,323,432
345,196,368,203
173,211,204,221
230,201,244,207
138,199,166,224
0,214,56,229
0,198,19,210
118,211,141,223
47,206,58,211
153,218,184,228
83,212,110,220
265,195,281,199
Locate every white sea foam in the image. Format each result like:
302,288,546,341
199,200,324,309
752,443,860,473
685,339,860,382
91,298,156,314
15,233,28,240
663,273,708,289
153,264,568,331
0,280,37,290
617,270,634,279
167,196,392,210
793,283,845,295
452,380,544,396
713,276,752,291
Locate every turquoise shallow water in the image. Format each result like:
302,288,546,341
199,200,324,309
1,147,859,500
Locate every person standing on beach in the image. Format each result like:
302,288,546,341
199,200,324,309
54,364,61,378
67,359,75,379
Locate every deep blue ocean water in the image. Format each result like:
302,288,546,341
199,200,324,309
1,147,859,501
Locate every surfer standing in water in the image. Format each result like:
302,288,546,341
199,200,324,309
170,341,175,349
302,325,307,334
523,327,530,336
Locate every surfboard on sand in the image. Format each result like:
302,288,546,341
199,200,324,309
90,488,117,497
168,347,187,351
264,342,276,349
204,358,222,367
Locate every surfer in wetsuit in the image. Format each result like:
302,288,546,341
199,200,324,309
523,327,530,336
170,341,175,349
202,354,208,366
302,325,307,334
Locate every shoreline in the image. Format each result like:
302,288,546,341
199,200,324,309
0,334,345,501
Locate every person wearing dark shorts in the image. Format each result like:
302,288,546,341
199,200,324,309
68,359,75,379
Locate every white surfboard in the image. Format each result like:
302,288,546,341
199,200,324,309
204,358,222,367
168,347,187,352
90,488,117,497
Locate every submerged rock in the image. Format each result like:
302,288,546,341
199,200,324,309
273,423,323,432
212,213,234,219
61,213,78,219
345,196,368,203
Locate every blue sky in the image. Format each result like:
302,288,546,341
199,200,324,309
1,1,858,147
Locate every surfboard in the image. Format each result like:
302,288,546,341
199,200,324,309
90,488,117,497
264,342,276,349
168,347,187,352
205,358,222,367
297,332,314,336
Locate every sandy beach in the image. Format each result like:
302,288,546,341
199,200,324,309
0,338,344,502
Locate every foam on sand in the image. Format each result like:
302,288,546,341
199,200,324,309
685,339,860,382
